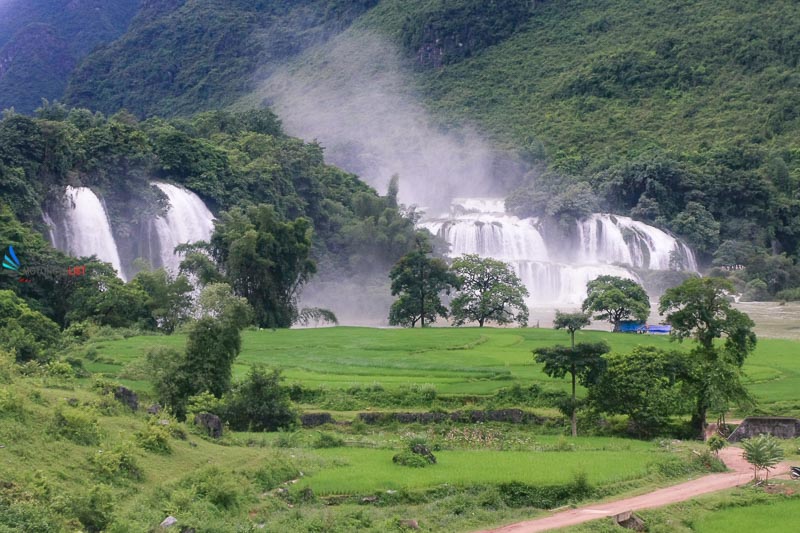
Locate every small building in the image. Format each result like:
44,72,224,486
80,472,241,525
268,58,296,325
618,321,672,335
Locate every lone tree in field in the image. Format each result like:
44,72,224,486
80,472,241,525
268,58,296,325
741,434,784,483
534,313,608,437
659,277,756,438
553,311,591,349
450,254,529,327
388,234,457,328
582,275,650,332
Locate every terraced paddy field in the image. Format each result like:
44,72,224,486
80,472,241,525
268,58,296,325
85,326,800,415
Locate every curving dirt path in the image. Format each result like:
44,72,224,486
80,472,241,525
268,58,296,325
476,447,793,533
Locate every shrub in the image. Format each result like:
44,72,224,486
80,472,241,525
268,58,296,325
313,432,344,448
174,467,243,511
392,449,431,468
393,439,437,468
71,484,115,533
0,387,24,419
90,443,142,481
135,421,172,454
223,366,296,432
51,407,102,445
0,349,16,383
499,473,592,508
251,458,299,490
707,434,727,456
186,391,226,420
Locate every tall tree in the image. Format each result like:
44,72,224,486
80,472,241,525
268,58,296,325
534,341,609,437
130,267,193,333
388,234,457,328
149,284,252,419
553,310,591,349
659,277,757,437
582,275,650,332
184,204,316,328
450,254,529,327
588,346,689,437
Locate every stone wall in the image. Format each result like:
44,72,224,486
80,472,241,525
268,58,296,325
727,417,800,442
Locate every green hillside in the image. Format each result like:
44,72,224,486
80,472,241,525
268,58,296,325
64,0,378,117
0,0,139,113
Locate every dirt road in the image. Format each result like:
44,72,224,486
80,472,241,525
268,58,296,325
477,447,792,533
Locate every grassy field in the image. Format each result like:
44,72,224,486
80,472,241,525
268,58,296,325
86,326,800,415
294,438,662,496
0,374,710,532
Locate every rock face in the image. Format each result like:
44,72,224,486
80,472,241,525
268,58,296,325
727,417,800,442
301,412,334,427
113,386,139,411
194,412,223,439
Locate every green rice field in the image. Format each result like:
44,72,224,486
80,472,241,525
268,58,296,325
86,326,800,413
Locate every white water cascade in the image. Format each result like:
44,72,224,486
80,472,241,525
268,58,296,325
149,183,215,274
52,186,125,279
420,198,697,307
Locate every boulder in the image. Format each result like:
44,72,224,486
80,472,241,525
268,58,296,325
160,515,177,528
399,519,420,530
301,412,334,427
113,386,139,411
410,443,436,464
147,403,162,415
194,412,223,438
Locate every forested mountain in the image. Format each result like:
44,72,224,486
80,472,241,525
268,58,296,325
64,0,379,117
0,0,140,113
2,0,800,297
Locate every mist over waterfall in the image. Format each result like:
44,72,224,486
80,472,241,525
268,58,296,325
149,183,215,273
421,198,697,307
49,186,125,280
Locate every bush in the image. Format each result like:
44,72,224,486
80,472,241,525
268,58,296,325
223,366,296,432
51,407,102,445
135,420,172,454
174,467,243,511
90,443,142,481
499,474,593,508
186,391,226,420
251,458,299,490
71,484,115,533
0,349,16,383
313,432,344,448
0,387,24,419
775,287,800,301
392,449,431,468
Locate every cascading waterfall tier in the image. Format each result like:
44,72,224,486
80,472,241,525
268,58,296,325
45,183,215,281
419,198,697,307
48,186,126,280
150,183,215,273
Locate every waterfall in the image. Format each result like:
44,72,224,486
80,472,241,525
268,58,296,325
150,183,215,273
421,198,697,307
575,214,698,271
52,186,126,280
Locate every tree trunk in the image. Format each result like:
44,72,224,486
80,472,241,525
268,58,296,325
478,317,484,327
571,366,577,437
613,320,620,332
